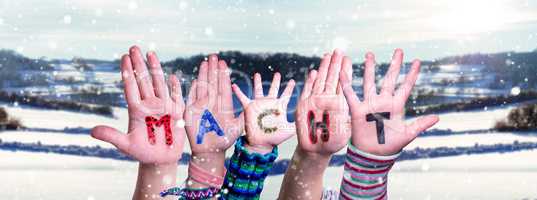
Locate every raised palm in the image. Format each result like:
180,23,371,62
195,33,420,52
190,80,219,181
91,46,186,164
296,50,352,155
184,55,242,153
231,72,296,150
340,49,439,156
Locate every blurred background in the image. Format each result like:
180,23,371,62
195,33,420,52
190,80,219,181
1,0,537,199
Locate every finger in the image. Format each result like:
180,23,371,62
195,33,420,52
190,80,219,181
187,79,198,106
324,49,344,94
208,54,219,100
339,68,360,110
196,61,209,99
146,51,169,99
129,46,155,99
405,115,439,142
380,49,403,95
254,73,264,98
396,59,421,102
232,83,251,106
280,79,295,105
268,72,281,98
300,70,317,100
337,56,353,95
169,74,183,103
120,54,141,105
363,52,377,99
313,53,331,94
91,125,129,151
218,60,234,112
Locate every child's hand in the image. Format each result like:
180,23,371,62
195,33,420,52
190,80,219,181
91,46,186,165
184,55,242,154
339,49,439,156
231,72,296,153
295,49,352,156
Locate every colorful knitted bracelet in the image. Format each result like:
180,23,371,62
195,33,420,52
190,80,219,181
339,141,400,200
220,136,278,200
160,187,220,200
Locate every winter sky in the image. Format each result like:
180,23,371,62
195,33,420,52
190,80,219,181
0,0,536,61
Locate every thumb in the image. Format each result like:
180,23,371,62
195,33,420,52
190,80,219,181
91,125,129,151
405,115,439,142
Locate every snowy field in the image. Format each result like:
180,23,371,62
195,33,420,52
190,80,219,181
1,62,535,199
2,99,537,199
0,99,525,157
1,150,536,200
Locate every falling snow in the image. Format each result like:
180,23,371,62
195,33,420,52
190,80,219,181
0,1,536,199
128,1,138,10
204,27,214,36
511,87,521,96
63,15,72,24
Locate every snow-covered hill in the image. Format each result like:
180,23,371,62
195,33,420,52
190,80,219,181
0,60,534,199
2,99,536,157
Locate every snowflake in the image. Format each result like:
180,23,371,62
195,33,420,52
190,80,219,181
149,42,156,51
204,27,214,36
63,15,72,24
179,1,188,10
510,87,521,96
285,20,295,29
162,175,172,185
421,162,430,171
48,41,58,50
128,1,138,10
95,9,103,17
176,119,185,128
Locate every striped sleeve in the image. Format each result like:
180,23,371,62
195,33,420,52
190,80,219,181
339,142,400,200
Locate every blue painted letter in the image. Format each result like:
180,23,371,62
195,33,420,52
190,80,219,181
196,109,225,144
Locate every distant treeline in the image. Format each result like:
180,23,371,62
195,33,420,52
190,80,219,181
163,51,323,82
1,140,535,175
0,91,114,117
406,91,537,117
434,50,537,87
162,51,437,83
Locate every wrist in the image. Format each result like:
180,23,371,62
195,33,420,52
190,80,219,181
350,139,402,157
134,163,177,200
187,151,226,188
340,141,399,200
221,136,278,199
347,141,401,161
244,142,274,154
294,147,331,171
296,147,332,163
